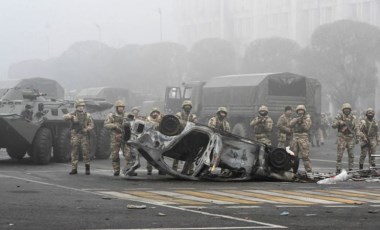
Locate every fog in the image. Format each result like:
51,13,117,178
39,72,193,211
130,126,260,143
0,0,175,79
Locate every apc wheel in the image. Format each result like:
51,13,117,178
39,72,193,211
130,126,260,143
6,146,27,160
232,123,249,138
54,128,71,163
32,127,53,165
95,128,111,159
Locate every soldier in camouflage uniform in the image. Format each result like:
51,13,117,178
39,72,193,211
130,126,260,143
63,99,94,175
289,105,312,173
145,108,166,175
359,108,379,169
277,106,293,148
331,103,361,174
250,105,273,145
208,107,231,132
172,100,198,172
104,100,132,176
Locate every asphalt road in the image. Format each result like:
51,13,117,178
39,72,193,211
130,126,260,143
1,137,380,230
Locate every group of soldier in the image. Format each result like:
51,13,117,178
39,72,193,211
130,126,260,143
63,98,378,176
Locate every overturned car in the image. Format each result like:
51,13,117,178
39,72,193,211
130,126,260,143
126,115,298,181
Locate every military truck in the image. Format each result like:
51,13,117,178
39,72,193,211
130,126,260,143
0,78,99,164
164,72,321,145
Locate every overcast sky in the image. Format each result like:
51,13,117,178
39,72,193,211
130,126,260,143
0,0,176,79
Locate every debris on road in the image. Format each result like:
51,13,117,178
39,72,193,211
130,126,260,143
157,212,166,216
101,197,112,200
280,211,289,216
368,209,379,214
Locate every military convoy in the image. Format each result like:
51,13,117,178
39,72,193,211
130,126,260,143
164,72,321,145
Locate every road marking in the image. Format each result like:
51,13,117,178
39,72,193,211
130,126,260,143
150,191,231,205
324,205,359,208
100,191,176,205
125,191,206,205
176,190,258,205
225,206,261,209
317,190,380,203
370,205,380,207
281,190,364,205
0,173,286,229
179,206,207,209
225,190,313,205
247,190,339,204
204,190,273,204
275,205,309,208
342,189,380,198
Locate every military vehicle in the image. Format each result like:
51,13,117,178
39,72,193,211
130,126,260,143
164,72,321,145
0,78,99,164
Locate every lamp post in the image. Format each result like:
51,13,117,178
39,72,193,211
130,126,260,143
157,8,163,41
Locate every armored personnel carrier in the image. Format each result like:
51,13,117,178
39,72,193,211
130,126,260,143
0,78,97,164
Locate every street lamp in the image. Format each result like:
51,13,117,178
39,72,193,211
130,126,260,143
94,23,102,42
157,8,163,41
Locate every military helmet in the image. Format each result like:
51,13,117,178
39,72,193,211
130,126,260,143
366,108,375,115
114,100,125,108
342,103,352,111
151,107,161,114
75,99,85,108
259,105,268,112
295,104,306,112
217,107,228,114
131,106,140,112
25,104,32,109
182,100,193,108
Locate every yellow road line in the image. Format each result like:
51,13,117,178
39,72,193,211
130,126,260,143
275,190,364,205
176,190,259,205
126,191,206,205
319,190,380,200
225,190,314,205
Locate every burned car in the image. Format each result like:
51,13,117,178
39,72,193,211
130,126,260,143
126,115,298,181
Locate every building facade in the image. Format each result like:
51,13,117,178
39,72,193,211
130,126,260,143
174,0,380,49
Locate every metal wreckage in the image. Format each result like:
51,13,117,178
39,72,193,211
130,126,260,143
122,115,301,182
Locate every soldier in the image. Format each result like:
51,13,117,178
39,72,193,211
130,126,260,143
331,103,361,174
104,100,132,176
130,106,144,120
277,106,293,148
320,112,330,145
172,100,198,172
21,104,33,122
289,105,312,173
250,105,273,145
359,108,379,169
63,99,94,175
208,107,231,132
146,108,165,175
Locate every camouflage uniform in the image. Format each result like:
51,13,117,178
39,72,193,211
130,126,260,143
331,103,361,173
145,107,165,175
359,108,379,169
320,113,329,144
172,100,198,172
277,113,292,148
250,105,273,145
104,100,131,176
63,99,94,175
208,107,231,132
289,105,312,173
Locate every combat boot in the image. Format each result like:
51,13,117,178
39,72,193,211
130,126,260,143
147,170,152,175
336,169,341,174
85,164,90,175
69,169,77,175
114,171,120,176
371,164,376,168
359,164,363,170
